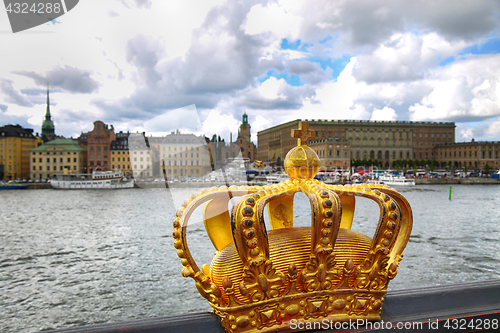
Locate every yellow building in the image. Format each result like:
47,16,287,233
434,140,500,170
30,138,87,180
309,138,351,169
110,132,132,176
257,119,455,166
0,125,42,180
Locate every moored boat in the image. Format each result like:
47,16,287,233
266,172,289,184
0,183,28,190
378,174,416,186
50,170,134,189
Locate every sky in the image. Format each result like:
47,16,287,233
1,0,500,144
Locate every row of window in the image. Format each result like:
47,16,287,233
440,151,498,158
89,161,107,166
111,157,130,162
33,158,79,163
160,152,201,158
33,151,78,155
351,139,411,147
90,153,107,158
89,146,108,151
133,146,203,153
33,165,78,171
316,150,349,158
111,165,130,170
166,169,201,174
354,150,412,160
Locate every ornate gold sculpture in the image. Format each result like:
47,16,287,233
173,121,412,333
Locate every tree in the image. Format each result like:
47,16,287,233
485,163,491,175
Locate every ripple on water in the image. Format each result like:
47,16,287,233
0,185,499,332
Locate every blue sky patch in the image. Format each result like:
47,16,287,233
440,35,500,66
463,36,500,55
258,70,302,86
280,38,301,50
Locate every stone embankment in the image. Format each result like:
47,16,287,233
415,177,500,185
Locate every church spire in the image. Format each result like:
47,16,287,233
41,82,55,142
45,83,51,120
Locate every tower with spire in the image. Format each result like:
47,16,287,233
238,112,251,143
41,83,56,142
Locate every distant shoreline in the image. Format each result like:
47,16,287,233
7,177,499,190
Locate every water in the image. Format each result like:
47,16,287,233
1,185,499,332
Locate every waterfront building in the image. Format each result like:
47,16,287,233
110,131,132,176
257,119,455,166
434,140,500,171
41,85,56,143
225,113,257,161
309,138,351,169
29,138,87,180
128,131,210,180
149,131,211,179
0,125,42,180
208,113,258,168
86,121,116,173
128,132,152,179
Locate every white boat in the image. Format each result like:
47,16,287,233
266,172,289,184
378,174,415,186
51,170,134,189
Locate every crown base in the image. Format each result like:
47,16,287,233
211,289,385,333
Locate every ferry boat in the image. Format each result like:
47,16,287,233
378,174,416,186
50,170,134,189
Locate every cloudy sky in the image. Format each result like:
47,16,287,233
1,0,500,144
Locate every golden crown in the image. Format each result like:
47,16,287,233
172,121,413,333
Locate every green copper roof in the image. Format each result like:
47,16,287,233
30,138,86,152
42,119,55,130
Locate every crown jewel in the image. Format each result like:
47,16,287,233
173,121,413,333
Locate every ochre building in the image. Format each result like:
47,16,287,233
309,139,351,169
30,138,87,180
0,125,42,180
257,119,456,166
434,140,500,170
110,131,132,176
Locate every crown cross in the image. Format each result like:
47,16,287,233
291,121,315,146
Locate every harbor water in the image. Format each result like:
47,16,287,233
1,185,500,332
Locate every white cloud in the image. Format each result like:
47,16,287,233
1,0,500,143
353,32,467,84
243,2,302,40
258,77,287,100
410,54,500,122
143,105,202,135
202,109,240,140
371,107,397,121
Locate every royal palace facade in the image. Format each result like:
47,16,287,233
257,119,457,168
